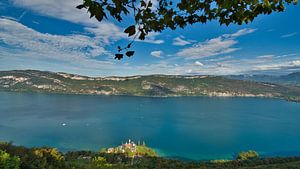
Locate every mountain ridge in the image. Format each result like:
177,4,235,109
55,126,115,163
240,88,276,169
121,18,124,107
227,72,300,86
1,70,300,102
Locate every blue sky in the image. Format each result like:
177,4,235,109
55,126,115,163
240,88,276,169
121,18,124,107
0,0,299,76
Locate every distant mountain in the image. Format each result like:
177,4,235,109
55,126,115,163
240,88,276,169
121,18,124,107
1,70,300,102
280,72,300,84
227,72,300,86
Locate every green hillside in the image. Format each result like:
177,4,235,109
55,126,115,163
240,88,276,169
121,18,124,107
227,72,300,86
1,70,300,102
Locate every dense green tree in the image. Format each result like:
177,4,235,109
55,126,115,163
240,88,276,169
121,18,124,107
0,150,20,169
236,150,260,160
91,156,113,169
76,0,298,59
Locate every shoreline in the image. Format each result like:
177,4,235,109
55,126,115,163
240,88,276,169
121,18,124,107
2,139,300,162
1,90,298,103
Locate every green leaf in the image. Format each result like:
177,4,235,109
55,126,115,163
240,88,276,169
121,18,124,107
77,0,297,55
124,25,136,37
95,13,104,22
264,0,271,8
76,4,85,9
141,1,147,7
115,54,124,60
126,51,135,57
139,31,146,40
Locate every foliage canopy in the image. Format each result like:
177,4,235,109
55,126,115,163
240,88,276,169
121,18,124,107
1,142,300,169
77,0,298,59
0,150,20,169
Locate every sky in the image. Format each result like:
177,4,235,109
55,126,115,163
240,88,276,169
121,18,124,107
0,0,300,77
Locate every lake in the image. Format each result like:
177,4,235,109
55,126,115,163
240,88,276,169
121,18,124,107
0,91,300,160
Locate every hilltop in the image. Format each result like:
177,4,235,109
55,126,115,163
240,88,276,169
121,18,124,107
0,70,300,101
103,139,157,158
227,72,300,86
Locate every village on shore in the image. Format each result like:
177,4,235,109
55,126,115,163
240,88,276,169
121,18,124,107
105,139,157,158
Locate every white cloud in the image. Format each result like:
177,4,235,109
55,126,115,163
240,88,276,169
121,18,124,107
177,28,256,60
177,37,238,59
135,32,164,44
12,0,96,26
292,60,300,66
187,69,193,73
281,32,298,38
143,0,159,10
172,36,193,46
1,20,298,78
0,16,18,21
180,53,300,75
0,18,109,58
226,56,300,74
256,55,275,59
227,28,256,38
10,0,164,45
150,50,163,58
207,56,232,62
253,64,282,71
194,61,204,66
1,9,299,76
84,25,126,44
276,53,298,58
143,39,164,44
0,18,118,74
11,0,125,44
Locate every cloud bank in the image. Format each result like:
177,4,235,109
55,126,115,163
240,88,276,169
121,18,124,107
177,28,256,59
11,0,163,44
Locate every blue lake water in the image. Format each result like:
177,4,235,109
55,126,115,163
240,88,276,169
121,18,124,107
1,91,300,160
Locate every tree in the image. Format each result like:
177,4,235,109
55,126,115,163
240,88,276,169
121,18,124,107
0,150,20,169
76,0,298,59
92,156,113,169
33,148,66,168
236,150,259,160
33,148,64,161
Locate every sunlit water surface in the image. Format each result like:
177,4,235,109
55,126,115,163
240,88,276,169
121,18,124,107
1,92,300,160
